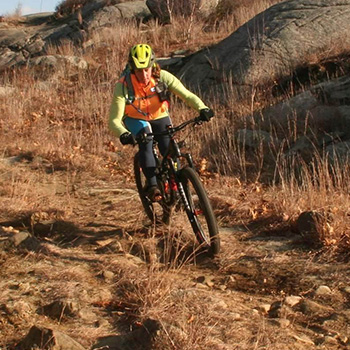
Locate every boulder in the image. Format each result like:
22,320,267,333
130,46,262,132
0,48,26,70
296,210,328,244
28,55,88,79
179,0,350,94
113,1,151,19
88,1,151,31
235,129,280,150
326,140,350,165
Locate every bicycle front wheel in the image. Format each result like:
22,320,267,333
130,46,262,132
179,167,220,255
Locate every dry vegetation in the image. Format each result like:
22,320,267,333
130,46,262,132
2,0,350,348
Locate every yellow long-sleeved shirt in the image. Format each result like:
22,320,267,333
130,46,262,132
109,69,208,137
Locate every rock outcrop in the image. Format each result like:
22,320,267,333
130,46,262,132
262,75,350,132
179,0,350,94
0,1,151,71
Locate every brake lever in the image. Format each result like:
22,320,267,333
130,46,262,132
194,117,203,125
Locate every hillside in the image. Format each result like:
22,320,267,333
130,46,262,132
1,0,350,349
1,155,350,349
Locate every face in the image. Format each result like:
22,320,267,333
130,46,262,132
134,67,152,85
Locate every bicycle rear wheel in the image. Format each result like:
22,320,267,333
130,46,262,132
133,153,171,224
179,167,220,255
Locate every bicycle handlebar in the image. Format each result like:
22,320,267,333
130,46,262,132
136,116,203,141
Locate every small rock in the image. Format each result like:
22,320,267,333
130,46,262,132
214,299,228,309
18,326,85,350
268,301,282,318
8,282,20,290
102,270,114,281
12,231,31,246
285,295,302,307
278,318,291,328
323,335,338,345
195,275,215,287
315,285,332,296
296,210,326,245
339,335,349,344
195,283,210,290
292,334,315,345
231,312,241,320
257,304,271,314
41,300,79,320
299,299,332,316
95,240,123,254
92,319,159,350
11,231,41,251
218,284,227,291
78,308,98,323
96,238,115,247
269,318,290,328
124,253,145,266
269,301,294,319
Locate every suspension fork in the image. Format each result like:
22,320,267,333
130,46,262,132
162,138,194,212
165,157,192,213
175,171,200,230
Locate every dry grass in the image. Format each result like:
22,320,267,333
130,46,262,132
2,0,350,251
2,0,350,347
1,3,23,20
212,0,282,30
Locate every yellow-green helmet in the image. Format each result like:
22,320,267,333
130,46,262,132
129,44,155,70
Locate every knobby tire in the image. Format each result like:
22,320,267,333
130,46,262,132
179,167,220,255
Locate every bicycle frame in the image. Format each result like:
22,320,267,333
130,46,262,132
146,119,200,211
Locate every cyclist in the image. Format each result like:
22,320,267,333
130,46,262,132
109,43,214,201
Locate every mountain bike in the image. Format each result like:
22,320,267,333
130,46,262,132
133,116,220,255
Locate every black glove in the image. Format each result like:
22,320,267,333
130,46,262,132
199,108,214,122
119,132,135,145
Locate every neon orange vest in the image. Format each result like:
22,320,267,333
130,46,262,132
120,74,169,120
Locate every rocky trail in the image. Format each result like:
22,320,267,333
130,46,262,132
0,159,350,350
2,0,350,348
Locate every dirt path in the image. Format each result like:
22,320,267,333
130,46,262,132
1,168,350,349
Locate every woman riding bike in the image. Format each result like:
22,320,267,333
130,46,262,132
109,43,214,201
